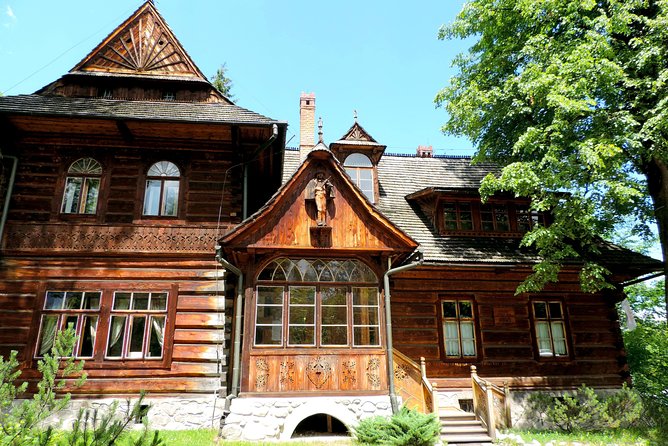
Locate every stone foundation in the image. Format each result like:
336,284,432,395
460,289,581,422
221,395,393,441
44,395,221,431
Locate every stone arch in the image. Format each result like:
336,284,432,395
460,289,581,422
279,401,357,441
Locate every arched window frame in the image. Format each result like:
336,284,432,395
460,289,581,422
254,258,381,348
61,158,102,215
343,153,375,202
143,161,181,217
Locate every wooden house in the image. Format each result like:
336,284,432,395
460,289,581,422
0,2,661,443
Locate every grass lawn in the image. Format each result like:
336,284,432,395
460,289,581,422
498,428,658,445
121,430,353,446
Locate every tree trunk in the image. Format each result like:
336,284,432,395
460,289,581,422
643,156,668,321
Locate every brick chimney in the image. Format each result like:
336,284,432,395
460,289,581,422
299,92,316,161
417,145,433,158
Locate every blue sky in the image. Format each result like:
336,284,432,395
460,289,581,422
0,0,473,155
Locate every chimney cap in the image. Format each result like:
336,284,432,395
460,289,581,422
417,145,433,158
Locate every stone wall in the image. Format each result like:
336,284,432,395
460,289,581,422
222,395,393,441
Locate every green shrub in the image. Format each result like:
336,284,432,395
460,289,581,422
526,384,644,433
354,407,439,446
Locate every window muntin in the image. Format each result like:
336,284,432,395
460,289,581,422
344,153,374,202
106,292,168,359
443,202,473,231
61,158,102,215
255,258,379,348
516,205,545,232
533,301,568,357
441,300,477,358
37,291,101,358
143,161,180,217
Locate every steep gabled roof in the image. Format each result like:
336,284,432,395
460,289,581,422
330,120,387,164
220,149,418,253
71,1,206,80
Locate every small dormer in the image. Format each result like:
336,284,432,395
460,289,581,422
330,116,386,203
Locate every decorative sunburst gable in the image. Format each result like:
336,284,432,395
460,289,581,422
71,2,206,79
330,120,387,165
340,121,377,143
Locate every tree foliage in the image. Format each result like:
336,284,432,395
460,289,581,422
437,1,668,311
210,63,235,101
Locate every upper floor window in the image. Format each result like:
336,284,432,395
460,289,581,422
442,300,477,358
532,300,568,357
61,158,102,215
444,202,473,231
143,161,180,217
481,204,509,232
255,258,380,348
344,153,374,202
516,205,545,232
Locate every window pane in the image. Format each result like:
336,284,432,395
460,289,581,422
255,326,282,345
551,322,567,355
61,178,83,213
162,180,179,216
442,301,457,318
322,306,347,325
444,322,461,356
45,292,65,310
289,326,314,345
132,293,149,310
63,315,78,332
128,316,146,357
536,321,552,356
533,302,547,319
321,287,346,305
38,315,59,356
143,180,161,215
114,293,131,310
147,316,165,358
83,292,101,310
549,302,563,319
82,178,100,214
257,287,283,305
353,306,379,325
79,316,98,357
290,287,315,305
353,288,378,306
495,206,509,231
354,326,379,346
256,306,283,324
107,316,127,357
65,292,83,309
150,293,167,311
289,306,314,325
459,301,473,318
322,326,347,346
344,153,372,167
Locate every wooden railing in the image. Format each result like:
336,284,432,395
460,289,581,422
392,350,437,414
470,365,511,441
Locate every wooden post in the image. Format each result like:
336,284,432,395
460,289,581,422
470,365,478,418
431,381,439,415
486,385,496,441
420,356,427,379
503,381,512,428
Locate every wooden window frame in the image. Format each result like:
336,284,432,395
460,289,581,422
31,284,176,369
529,298,572,360
58,157,104,220
141,161,183,219
344,153,376,203
439,298,480,360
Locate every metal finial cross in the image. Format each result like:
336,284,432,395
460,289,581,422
354,110,358,122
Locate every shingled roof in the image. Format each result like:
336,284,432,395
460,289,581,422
0,95,281,125
283,149,662,273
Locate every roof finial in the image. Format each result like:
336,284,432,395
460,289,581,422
354,110,358,123
318,117,324,143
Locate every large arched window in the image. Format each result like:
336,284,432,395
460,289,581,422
61,158,102,214
255,258,380,348
143,161,180,217
343,153,374,202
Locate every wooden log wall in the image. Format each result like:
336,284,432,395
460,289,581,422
0,257,227,396
390,266,627,390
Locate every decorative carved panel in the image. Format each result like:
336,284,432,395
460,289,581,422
4,223,219,254
255,359,269,390
342,360,357,384
307,356,332,389
280,361,295,385
366,357,381,389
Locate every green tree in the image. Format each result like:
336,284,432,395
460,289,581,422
210,63,234,101
437,1,668,315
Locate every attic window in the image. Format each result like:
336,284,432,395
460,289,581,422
163,92,176,101
344,153,374,202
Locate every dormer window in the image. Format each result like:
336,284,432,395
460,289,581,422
443,202,473,231
480,204,509,232
344,153,374,202
163,91,176,101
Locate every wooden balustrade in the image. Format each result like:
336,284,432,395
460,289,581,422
470,365,512,441
392,350,435,414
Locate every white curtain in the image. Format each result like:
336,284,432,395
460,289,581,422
151,317,165,348
444,322,460,356
551,322,567,355
107,316,126,356
536,322,552,355
38,315,59,356
460,322,476,356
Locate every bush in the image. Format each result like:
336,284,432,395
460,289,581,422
526,384,643,433
354,406,440,446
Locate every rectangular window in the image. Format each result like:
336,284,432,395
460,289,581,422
442,300,477,358
288,286,316,346
61,177,100,214
481,204,509,232
443,202,473,231
516,205,545,232
533,301,568,357
36,291,101,358
105,292,168,359
255,286,284,346
321,287,348,346
353,287,380,347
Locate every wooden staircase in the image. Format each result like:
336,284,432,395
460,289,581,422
438,406,493,446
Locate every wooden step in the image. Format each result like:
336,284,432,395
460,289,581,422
441,433,494,443
440,424,488,434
